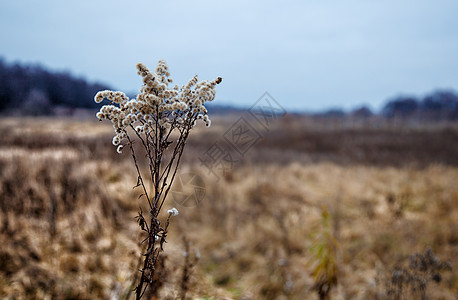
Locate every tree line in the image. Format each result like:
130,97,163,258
312,90,458,121
380,90,458,120
0,59,110,115
1,58,457,120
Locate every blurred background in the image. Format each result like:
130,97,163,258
0,1,457,299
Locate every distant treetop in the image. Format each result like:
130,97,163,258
382,90,458,120
0,58,111,115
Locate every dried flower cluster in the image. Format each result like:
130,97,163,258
94,60,221,300
94,60,221,153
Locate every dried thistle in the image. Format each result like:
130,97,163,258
94,60,221,299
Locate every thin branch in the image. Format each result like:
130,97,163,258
126,134,153,211
157,129,190,215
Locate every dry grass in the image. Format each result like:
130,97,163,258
0,116,457,299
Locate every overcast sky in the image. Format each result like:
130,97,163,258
1,0,458,111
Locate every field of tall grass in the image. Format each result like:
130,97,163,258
0,116,457,299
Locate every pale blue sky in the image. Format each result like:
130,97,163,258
1,0,458,111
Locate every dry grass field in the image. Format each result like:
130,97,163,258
0,115,457,299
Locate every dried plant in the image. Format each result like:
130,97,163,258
179,236,200,300
94,60,221,299
387,247,452,300
309,205,339,300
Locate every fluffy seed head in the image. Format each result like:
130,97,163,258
95,60,221,153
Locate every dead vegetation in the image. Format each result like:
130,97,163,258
0,116,456,299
